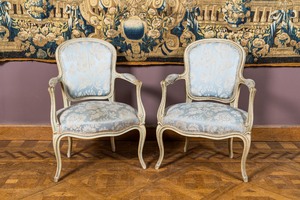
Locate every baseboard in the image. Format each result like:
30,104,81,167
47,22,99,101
0,125,300,141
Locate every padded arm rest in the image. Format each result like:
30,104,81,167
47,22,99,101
49,77,61,88
116,73,145,124
241,78,256,130
157,74,183,123
243,79,255,89
48,77,62,133
117,73,139,85
164,74,181,86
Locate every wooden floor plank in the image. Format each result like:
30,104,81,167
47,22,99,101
0,140,299,199
2,125,300,141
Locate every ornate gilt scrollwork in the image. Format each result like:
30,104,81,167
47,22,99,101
2,0,300,65
82,0,188,61
24,0,54,21
222,0,251,27
0,25,9,41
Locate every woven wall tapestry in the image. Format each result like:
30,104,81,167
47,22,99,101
1,0,300,65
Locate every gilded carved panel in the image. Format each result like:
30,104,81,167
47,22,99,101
1,0,300,65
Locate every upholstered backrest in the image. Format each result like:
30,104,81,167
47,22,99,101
56,38,116,99
185,39,245,99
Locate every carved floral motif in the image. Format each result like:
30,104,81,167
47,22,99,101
1,0,300,65
24,0,54,20
222,0,251,27
86,0,187,61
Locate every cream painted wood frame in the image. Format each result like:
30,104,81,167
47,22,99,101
48,38,146,182
155,38,256,182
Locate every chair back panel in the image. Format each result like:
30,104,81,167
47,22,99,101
57,39,115,99
186,39,244,99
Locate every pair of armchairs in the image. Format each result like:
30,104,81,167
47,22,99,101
49,38,256,182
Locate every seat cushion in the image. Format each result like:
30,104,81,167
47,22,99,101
162,102,247,134
57,101,139,133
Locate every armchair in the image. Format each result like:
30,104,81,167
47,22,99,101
49,38,146,182
155,38,256,182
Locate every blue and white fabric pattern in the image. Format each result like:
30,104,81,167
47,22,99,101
58,101,139,133
162,102,247,134
188,42,241,98
59,41,112,98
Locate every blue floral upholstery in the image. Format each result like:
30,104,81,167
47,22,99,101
188,42,241,98
50,38,147,182
59,41,112,98
163,102,247,134
58,101,139,133
156,39,255,182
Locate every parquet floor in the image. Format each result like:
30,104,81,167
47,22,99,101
0,139,300,199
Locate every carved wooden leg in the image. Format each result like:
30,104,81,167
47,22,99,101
138,126,146,169
67,137,72,158
110,137,116,152
53,134,62,182
228,138,234,158
240,134,251,182
155,125,165,169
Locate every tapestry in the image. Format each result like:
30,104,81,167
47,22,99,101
1,0,300,66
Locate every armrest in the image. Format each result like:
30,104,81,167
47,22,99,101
241,78,256,130
157,74,183,123
116,73,145,124
243,78,255,89
48,77,61,133
117,73,139,84
49,77,61,88
164,74,181,86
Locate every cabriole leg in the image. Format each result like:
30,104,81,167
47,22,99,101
228,138,234,158
110,137,116,152
53,134,63,182
67,137,72,158
138,126,146,169
240,134,251,182
155,125,165,169
184,137,189,153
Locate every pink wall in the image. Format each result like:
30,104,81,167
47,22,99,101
1,61,300,126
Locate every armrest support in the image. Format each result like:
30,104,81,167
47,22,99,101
157,74,183,123
241,78,256,130
48,77,61,133
116,73,145,124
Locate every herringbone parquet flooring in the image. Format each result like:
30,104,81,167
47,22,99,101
0,139,300,199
